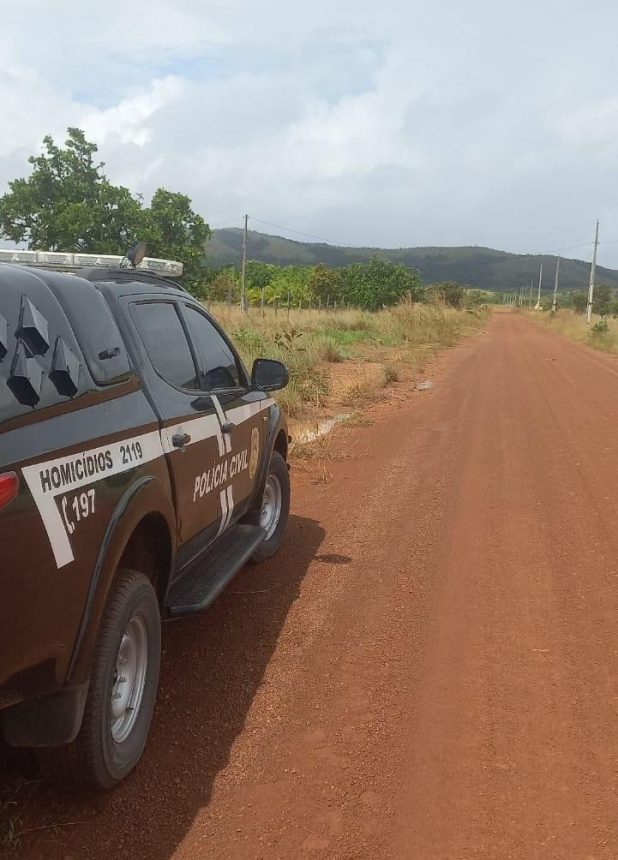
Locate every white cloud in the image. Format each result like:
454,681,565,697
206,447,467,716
81,77,185,147
2,0,618,265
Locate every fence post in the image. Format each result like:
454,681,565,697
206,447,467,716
334,300,337,312
287,291,291,316
318,297,322,312
299,297,303,313
274,298,278,315
261,287,265,316
326,295,330,311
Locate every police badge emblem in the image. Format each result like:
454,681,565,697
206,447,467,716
249,426,260,479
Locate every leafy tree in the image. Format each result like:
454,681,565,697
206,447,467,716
571,291,588,314
593,283,612,317
463,289,491,308
307,264,343,304
0,128,142,253
207,267,238,302
266,266,312,306
245,261,279,292
426,281,464,309
340,258,423,310
140,188,210,288
0,128,211,294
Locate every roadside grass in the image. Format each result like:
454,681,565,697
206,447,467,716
525,309,618,354
1,794,21,852
0,770,37,853
208,302,486,419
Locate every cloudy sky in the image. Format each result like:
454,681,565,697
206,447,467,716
2,0,618,264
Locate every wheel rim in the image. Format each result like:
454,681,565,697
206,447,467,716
110,615,148,744
260,474,282,541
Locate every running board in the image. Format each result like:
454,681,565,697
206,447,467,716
165,524,265,617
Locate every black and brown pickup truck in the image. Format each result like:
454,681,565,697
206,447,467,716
0,261,290,789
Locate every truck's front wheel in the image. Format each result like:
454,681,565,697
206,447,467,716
41,570,161,789
252,451,290,561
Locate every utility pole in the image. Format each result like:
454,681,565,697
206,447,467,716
240,214,248,313
551,257,560,313
586,219,600,325
535,263,543,310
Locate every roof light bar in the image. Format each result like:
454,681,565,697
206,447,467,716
0,249,183,277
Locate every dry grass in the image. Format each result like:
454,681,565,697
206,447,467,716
525,309,618,354
290,433,334,483
342,413,375,428
207,302,486,420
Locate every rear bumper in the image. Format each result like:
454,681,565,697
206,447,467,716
2,681,89,748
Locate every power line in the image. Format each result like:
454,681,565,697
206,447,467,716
214,213,618,264
536,240,594,255
247,216,343,246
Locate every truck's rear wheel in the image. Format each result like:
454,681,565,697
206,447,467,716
39,570,161,790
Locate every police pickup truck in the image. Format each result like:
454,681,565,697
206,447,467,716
0,250,290,789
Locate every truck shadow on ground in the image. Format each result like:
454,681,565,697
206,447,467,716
3,513,325,859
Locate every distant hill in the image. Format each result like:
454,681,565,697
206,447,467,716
207,228,618,293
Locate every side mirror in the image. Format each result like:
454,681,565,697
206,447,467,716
251,358,289,392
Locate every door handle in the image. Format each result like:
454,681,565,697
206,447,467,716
221,421,235,434
172,432,191,448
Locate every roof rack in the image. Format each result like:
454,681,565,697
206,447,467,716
0,249,183,277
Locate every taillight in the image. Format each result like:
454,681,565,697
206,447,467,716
0,472,19,510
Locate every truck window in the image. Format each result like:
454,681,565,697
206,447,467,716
0,269,89,427
134,302,199,390
183,306,242,391
49,278,132,385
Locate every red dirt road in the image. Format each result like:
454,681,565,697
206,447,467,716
15,312,618,857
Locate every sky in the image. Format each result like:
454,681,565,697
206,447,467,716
2,0,618,265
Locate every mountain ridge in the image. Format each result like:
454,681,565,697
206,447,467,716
207,228,618,293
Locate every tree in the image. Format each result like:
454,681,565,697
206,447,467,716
0,128,142,253
571,291,588,314
141,188,210,288
593,284,612,317
0,128,211,295
307,264,343,304
264,266,312,307
207,267,239,302
426,281,464,309
245,261,279,292
464,288,493,308
340,258,423,310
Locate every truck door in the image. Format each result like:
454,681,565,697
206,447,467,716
179,303,270,531
130,299,224,559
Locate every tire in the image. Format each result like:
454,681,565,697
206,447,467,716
252,451,290,562
38,569,161,790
